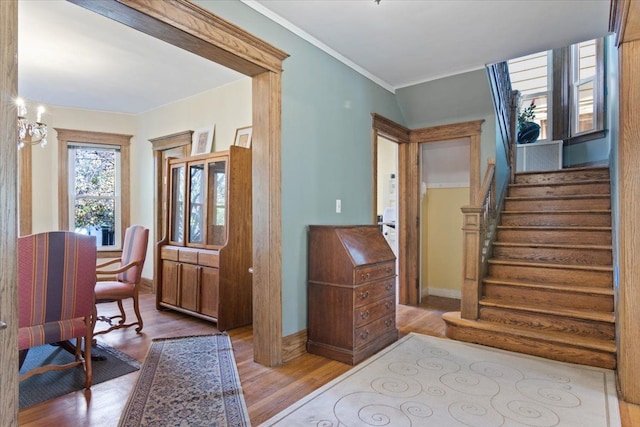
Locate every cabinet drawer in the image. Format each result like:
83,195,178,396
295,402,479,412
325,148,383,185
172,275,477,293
354,315,396,348
178,248,199,264
161,246,179,261
354,296,395,328
354,278,395,307
354,261,395,284
198,250,219,268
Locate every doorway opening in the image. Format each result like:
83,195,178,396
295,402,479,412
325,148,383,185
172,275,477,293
419,138,470,302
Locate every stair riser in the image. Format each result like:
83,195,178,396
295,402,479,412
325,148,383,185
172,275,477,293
487,264,612,287
514,169,610,185
444,322,616,369
509,182,610,197
500,212,611,227
496,229,612,245
479,307,615,341
483,284,614,311
492,246,612,266
504,198,610,211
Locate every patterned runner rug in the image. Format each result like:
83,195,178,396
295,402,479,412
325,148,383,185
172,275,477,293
119,334,250,427
19,342,140,409
262,333,620,427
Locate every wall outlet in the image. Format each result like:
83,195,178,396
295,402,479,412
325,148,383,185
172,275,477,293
336,199,341,213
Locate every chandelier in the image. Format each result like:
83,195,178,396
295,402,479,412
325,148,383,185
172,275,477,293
16,98,47,149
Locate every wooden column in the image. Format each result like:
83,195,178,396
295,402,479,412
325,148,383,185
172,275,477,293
252,71,283,366
460,206,483,319
0,0,19,424
611,0,640,404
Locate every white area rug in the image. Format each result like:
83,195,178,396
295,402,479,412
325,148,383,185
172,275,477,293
261,333,620,427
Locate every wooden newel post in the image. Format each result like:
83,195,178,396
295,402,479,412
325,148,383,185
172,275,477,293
460,205,484,320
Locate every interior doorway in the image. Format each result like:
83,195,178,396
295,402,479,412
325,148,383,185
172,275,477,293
419,139,470,302
376,135,399,297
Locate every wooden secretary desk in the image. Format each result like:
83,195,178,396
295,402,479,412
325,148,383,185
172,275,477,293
307,225,398,364
154,144,252,330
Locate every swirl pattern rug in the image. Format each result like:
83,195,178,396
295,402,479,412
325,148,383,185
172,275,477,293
118,334,250,427
262,333,620,427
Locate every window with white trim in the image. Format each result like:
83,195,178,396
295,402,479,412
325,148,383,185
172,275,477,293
68,143,121,249
508,37,605,144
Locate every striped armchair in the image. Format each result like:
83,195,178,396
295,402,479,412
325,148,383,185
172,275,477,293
18,231,97,388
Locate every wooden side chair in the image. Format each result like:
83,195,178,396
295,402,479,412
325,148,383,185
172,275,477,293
18,231,97,389
94,225,149,336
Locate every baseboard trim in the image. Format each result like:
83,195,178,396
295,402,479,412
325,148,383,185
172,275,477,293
140,277,153,293
282,329,307,363
422,287,461,300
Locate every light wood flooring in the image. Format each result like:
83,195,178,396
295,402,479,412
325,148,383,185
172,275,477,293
18,292,640,426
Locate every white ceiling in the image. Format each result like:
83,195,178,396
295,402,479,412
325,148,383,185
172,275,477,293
18,0,612,115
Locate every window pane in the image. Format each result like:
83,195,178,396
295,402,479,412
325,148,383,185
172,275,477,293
508,51,549,96
74,148,116,196
74,198,115,247
577,80,595,133
72,146,118,247
578,40,597,81
522,95,550,141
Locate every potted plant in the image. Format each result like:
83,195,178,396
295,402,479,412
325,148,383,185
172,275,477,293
517,101,541,144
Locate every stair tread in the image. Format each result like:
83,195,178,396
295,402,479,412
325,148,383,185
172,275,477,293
514,166,609,175
487,259,613,272
492,242,612,250
483,278,614,295
497,225,611,231
505,194,610,201
501,209,611,214
478,299,615,323
509,179,610,188
443,311,616,353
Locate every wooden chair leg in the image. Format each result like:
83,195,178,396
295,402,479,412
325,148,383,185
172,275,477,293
117,300,127,325
84,319,93,389
133,296,143,333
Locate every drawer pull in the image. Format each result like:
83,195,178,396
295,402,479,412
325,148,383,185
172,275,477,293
385,301,393,310
359,330,369,341
385,283,393,291
385,267,393,273
361,272,370,280
359,290,370,300
385,318,393,327
360,310,370,320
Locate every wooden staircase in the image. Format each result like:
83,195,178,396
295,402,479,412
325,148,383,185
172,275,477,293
443,166,616,369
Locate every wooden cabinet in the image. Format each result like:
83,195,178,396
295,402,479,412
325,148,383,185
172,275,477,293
307,225,398,364
156,146,252,330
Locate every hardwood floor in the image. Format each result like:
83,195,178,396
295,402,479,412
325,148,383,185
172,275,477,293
18,292,640,426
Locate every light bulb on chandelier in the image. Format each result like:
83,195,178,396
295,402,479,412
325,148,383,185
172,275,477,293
16,97,48,149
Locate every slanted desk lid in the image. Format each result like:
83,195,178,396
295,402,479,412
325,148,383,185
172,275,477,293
334,226,395,267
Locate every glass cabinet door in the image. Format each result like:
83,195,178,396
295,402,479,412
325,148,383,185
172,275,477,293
188,163,205,244
207,159,227,246
169,164,185,244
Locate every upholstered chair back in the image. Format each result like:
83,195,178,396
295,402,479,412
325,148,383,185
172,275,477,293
116,225,149,285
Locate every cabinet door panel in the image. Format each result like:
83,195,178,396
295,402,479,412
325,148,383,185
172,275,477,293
200,266,219,318
161,260,179,305
180,263,199,311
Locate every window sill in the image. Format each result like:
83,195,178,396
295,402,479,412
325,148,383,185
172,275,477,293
564,129,606,145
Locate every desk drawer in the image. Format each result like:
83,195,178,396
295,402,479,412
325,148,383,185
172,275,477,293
354,315,396,349
354,278,395,307
355,261,395,284
354,296,395,328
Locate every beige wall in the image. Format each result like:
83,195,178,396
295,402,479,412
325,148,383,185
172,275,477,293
420,186,469,299
29,78,252,280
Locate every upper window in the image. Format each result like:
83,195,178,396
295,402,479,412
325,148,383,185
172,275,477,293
56,128,132,253
68,143,121,248
508,37,605,144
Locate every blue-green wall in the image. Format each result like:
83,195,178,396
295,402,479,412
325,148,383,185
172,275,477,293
395,69,497,181
194,1,406,335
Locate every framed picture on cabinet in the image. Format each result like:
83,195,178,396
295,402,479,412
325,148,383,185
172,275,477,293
191,125,215,155
233,126,252,149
